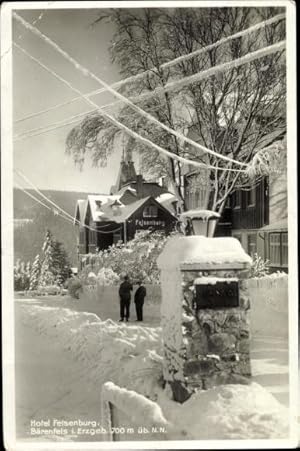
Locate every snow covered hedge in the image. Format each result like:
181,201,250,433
80,231,172,285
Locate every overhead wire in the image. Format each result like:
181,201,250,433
14,37,286,143
162,12,285,67
14,170,123,234
13,13,250,168
1,7,50,61
14,13,285,124
13,13,285,170
129,41,286,104
14,180,76,225
14,109,97,141
14,111,91,141
13,42,247,174
11,12,284,236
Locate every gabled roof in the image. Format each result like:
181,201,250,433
86,194,124,222
74,188,178,225
94,196,177,224
74,199,87,225
100,197,149,223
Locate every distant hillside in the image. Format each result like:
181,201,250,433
13,188,101,266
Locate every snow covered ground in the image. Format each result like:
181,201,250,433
15,293,290,442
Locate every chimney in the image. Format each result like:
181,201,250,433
127,161,136,182
136,174,144,198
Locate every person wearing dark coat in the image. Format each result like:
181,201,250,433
134,281,147,321
119,275,133,322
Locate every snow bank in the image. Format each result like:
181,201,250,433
19,303,289,440
158,382,289,440
19,304,163,398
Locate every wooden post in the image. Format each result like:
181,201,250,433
108,402,117,441
123,220,127,244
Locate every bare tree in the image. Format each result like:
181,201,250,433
65,7,286,213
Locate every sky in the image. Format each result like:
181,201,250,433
13,8,134,193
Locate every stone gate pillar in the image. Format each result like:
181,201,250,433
157,235,252,403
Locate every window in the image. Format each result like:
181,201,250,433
269,233,281,266
282,233,288,265
90,229,96,245
234,191,241,209
247,187,256,207
79,227,85,244
143,205,158,218
113,232,122,244
199,188,207,207
225,197,231,208
247,234,257,257
269,232,288,267
195,191,200,208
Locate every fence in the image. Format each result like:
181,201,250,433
82,284,161,305
81,273,288,336
101,382,168,441
245,273,288,337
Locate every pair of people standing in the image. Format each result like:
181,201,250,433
118,275,146,322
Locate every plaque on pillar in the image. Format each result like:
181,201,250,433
194,278,239,309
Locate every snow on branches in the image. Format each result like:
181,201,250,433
246,138,286,179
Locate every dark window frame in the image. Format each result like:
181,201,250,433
233,190,241,209
143,205,158,218
246,186,256,207
269,231,288,267
247,233,257,257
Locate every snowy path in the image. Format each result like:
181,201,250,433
251,336,289,407
15,295,289,442
14,293,161,327
15,303,104,442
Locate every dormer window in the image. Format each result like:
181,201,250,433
111,200,122,209
111,199,122,215
143,205,158,218
95,200,102,210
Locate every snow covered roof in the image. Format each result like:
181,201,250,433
155,192,177,214
194,277,238,285
260,218,288,232
74,189,178,225
87,194,123,221
157,236,252,270
180,210,221,220
117,185,137,197
96,196,177,223
98,197,149,223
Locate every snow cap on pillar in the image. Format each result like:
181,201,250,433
157,236,252,271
